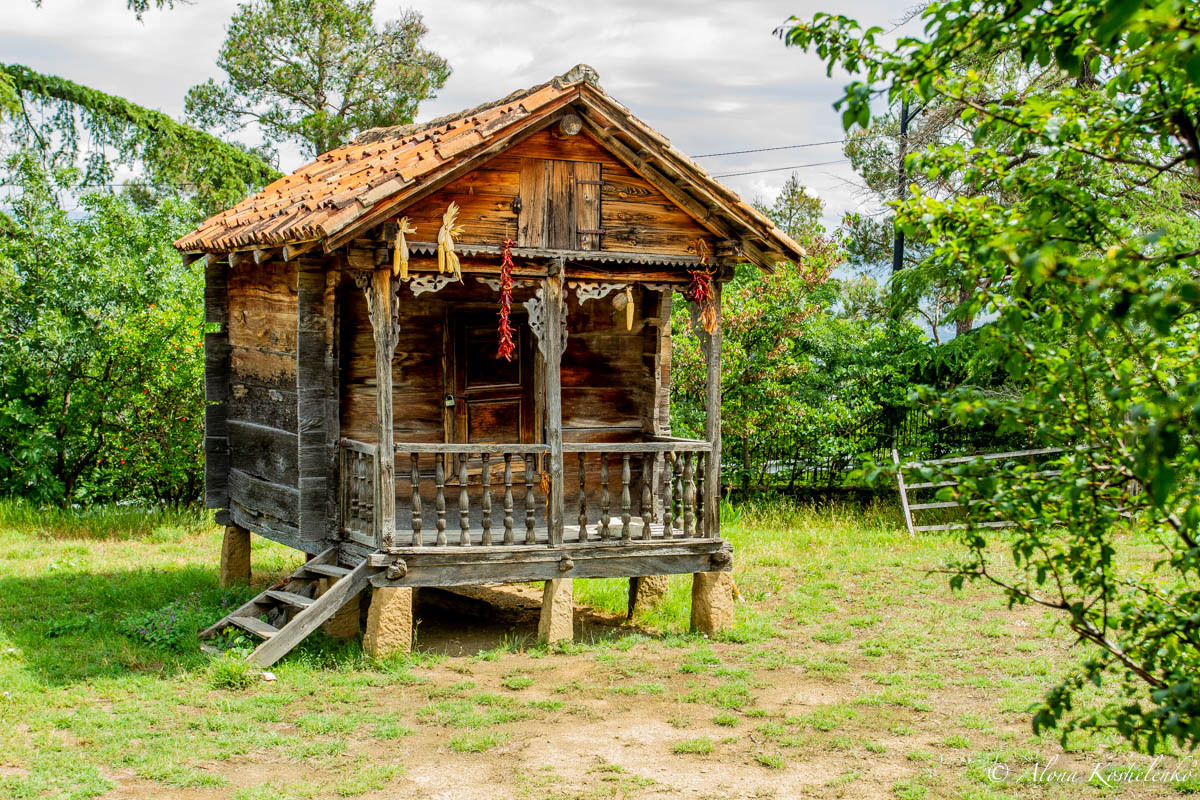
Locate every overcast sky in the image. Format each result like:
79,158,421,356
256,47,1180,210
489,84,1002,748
4,0,916,229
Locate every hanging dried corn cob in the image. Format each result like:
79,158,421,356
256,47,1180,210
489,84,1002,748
437,202,464,281
392,217,416,279
611,285,635,331
497,238,516,361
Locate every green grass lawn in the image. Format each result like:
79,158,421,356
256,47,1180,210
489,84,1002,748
0,499,1190,799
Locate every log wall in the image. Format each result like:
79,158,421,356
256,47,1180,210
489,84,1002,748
224,256,304,548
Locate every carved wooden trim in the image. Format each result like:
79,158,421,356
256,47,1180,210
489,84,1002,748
522,288,546,355
408,274,457,297
569,281,625,303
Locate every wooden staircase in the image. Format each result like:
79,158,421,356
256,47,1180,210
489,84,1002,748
200,547,374,667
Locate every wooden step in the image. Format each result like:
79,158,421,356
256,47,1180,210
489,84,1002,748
265,589,315,609
303,563,351,579
229,616,280,639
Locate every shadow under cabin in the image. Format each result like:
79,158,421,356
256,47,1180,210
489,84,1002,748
175,64,807,666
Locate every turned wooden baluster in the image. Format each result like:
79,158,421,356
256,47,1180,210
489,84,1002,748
524,454,536,545
481,453,493,546
599,453,611,540
673,452,685,536
682,453,696,537
641,453,653,540
434,456,447,546
695,452,705,538
577,453,588,542
348,452,360,523
503,454,515,545
410,452,423,546
459,453,471,546
662,452,675,534
620,454,632,541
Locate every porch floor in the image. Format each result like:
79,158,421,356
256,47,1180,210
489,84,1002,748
338,518,730,588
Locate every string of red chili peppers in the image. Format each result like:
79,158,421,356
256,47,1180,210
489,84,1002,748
496,238,516,361
687,239,718,333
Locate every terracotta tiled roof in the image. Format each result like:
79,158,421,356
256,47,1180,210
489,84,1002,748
174,65,807,268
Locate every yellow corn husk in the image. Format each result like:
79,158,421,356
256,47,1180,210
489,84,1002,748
393,217,416,278
437,202,461,277
625,285,634,330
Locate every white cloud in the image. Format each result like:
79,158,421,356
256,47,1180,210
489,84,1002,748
3,0,914,227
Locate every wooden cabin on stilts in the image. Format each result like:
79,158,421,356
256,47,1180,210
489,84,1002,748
175,65,806,666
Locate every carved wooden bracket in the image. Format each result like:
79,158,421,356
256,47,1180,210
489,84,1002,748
569,281,625,303
408,274,457,297
353,269,400,351
523,287,567,357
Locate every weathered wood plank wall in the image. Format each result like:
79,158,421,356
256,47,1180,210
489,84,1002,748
401,129,714,257
225,256,304,548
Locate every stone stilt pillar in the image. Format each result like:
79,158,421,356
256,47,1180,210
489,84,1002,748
317,578,361,640
690,571,734,635
538,578,574,644
219,525,251,588
363,587,414,659
627,575,669,618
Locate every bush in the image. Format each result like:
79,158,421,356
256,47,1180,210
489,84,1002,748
0,155,205,504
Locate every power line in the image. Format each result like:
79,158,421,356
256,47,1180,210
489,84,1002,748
692,139,845,158
712,159,850,178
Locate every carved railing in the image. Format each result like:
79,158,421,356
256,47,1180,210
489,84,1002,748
338,437,714,549
390,443,551,547
562,439,713,543
339,438,380,547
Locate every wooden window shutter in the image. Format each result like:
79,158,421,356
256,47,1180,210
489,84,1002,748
517,158,601,250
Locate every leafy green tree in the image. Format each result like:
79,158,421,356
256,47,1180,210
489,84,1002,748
672,177,928,489
785,0,1200,750
2,64,279,214
186,0,450,157
0,154,205,505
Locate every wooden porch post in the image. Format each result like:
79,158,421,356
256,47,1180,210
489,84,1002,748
543,260,566,546
703,280,723,537
369,267,397,548
692,279,732,634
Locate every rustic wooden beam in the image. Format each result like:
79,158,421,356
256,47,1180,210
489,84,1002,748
229,250,254,269
362,539,733,588
323,269,342,545
702,281,723,538
555,113,583,138
369,267,398,548
296,259,330,550
203,254,231,518
543,262,566,546
254,247,282,265
282,240,320,262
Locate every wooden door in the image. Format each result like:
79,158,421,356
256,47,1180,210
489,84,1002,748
517,158,601,249
451,310,535,444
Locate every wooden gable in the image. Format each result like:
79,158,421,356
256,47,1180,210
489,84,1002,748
397,129,715,258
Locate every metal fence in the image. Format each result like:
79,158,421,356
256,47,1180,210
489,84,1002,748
724,405,1031,497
